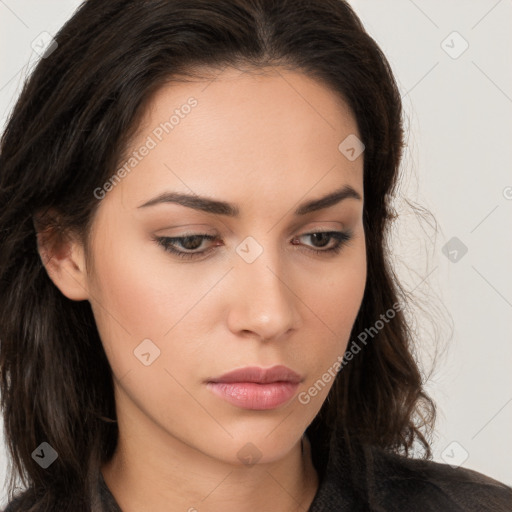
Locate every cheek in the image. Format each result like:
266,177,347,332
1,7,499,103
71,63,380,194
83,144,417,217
89,248,175,339
86,233,226,378
87,221,366,386
299,235,367,376
85,230,186,378
307,234,366,331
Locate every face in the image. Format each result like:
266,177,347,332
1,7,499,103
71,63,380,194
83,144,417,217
82,67,366,465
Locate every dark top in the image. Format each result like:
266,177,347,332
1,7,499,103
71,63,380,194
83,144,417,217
4,426,512,511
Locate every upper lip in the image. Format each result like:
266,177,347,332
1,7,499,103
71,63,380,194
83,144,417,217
207,365,302,384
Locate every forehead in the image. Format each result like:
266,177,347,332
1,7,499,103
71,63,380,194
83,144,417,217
141,65,358,142
107,66,363,211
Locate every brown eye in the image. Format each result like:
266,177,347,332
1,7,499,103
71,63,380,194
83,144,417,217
309,232,331,248
293,231,353,255
153,234,218,259
153,230,353,261
179,235,206,250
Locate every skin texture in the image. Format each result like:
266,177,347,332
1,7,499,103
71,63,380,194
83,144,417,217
39,67,367,512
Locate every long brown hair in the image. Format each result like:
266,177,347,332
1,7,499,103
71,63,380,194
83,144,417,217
0,0,436,509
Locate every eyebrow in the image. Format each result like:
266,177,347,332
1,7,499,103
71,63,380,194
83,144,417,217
137,184,362,216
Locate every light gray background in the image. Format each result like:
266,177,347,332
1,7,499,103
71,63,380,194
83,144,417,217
1,0,511,504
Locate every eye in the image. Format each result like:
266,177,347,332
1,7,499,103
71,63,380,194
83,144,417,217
153,233,219,260
152,230,353,260
292,230,353,256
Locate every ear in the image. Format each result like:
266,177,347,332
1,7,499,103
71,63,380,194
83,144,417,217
34,212,90,301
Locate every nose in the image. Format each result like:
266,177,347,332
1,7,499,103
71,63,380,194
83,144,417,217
226,248,300,342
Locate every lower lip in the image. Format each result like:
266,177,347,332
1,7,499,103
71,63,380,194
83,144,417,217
206,381,299,410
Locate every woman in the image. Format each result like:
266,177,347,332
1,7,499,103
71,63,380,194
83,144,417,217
0,0,510,510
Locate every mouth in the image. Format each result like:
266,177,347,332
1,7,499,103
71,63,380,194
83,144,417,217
206,365,303,410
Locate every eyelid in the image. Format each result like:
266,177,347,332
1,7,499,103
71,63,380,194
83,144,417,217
155,222,345,239
153,224,345,243
152,228,353,261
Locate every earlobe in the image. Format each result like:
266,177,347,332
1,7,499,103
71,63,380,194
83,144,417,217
36,227,90,301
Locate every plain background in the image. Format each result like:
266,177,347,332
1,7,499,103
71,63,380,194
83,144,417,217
1,0,511,504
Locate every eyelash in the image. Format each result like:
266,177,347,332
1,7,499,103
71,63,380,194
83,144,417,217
152,230,353,260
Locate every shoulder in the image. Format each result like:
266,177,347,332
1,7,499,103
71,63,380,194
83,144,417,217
2,472,117,512
366,445,512,511
2,488,84,512
3,494,25,512
308,429,512,511
2,489,39,512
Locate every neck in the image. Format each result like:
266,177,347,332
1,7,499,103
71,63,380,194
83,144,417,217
102,430,319,512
